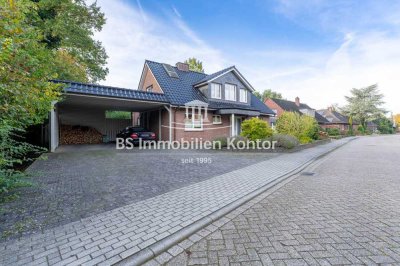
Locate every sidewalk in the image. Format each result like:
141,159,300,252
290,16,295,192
0,138,353,266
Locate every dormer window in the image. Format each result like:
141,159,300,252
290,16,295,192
211,83,221,99
225,84,236,101
239,88,247,103
146,85,153,92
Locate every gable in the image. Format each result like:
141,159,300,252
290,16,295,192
212,71,248,91
138,64,163,93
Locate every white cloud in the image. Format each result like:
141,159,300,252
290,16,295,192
92,0,400,114
246,31,400,114
93,0,226,89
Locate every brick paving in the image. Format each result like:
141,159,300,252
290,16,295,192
161,135,400,266
0,148,277,240
0,138,351,265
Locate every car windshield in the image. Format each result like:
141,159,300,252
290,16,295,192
131,127,146,132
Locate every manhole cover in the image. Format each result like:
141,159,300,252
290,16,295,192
301,172,315,176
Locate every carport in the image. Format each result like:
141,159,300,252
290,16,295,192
49,81,169,152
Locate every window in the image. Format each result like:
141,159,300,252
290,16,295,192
239,88,247,102
212,115,222,124
225,84,236,101
272,109,278,114
146,85,153,92
211,83,221,99
185,113,203,131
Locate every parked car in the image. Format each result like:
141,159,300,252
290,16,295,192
116,126,156,145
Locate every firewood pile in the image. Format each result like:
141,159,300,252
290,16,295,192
60,125,103,145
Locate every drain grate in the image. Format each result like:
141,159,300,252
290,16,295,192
301,172,315,176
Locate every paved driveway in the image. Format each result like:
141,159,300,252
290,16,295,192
0,147,278,240
165,135,400,265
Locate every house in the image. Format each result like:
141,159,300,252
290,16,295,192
317,107,358,131
264,97,329,127
47,60,274,151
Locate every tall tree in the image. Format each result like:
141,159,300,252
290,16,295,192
394,114,400,127
254,89,283,102
28,0,108,82
341,84,386,129
184,57,204,73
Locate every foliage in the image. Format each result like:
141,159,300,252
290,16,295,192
254,89,283,102
241,118,273,141
270,134,299,149
28,0,108,82
394,114,400,127
0,125,45,194
184,57,204,73
301,115,319,141
105,111,131,119
376,117,394,134
275,112,319,144
212,136,228,148
325,128,340,136
341,84,386,130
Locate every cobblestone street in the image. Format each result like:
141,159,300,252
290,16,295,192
164,135,400,266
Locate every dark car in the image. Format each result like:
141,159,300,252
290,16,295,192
116,126,156,145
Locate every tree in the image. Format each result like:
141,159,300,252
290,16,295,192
394,114,400,127
184,57,204,73
254,89,283,102
1,0,63,194
376,117,394,134
27,0,108,82
341,84,386,130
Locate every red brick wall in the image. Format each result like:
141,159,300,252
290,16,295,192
174,109,231,142
264,99,283,116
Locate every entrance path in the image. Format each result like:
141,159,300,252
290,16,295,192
0,138,353,266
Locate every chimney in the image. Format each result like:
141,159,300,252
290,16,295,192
176,62,189,72
327,106,333,112
295,97,300,106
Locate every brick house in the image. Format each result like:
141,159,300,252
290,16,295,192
138,60,274,141
264,97,329,127
317,107,358,131
47,60,274,150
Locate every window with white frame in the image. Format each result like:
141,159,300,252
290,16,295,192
210,83,221,99
212,115,222,124
239,88,247,102
185,112,203,131
225,84,236,101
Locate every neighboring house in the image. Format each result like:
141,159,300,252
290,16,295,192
317,107,358,131
47,60,274,151
264,97,329,127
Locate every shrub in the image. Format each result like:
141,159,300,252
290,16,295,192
271,134,299,149
275,112,319,144
300,115,319,142
212,136,228,148
241,118,273,140
325,128,340,136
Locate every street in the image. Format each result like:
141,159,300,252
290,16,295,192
163,135,400,265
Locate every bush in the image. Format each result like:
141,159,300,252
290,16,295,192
212,136,228,148
271,134,299,149
0,125,44,196
325,128,340,136
300,115,319,142
241,118,273,140
275,112,319,144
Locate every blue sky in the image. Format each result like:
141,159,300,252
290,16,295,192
92,0,400,114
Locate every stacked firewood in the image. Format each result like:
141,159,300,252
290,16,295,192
60,125,103,145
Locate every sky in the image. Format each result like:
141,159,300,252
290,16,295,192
91,0,400,114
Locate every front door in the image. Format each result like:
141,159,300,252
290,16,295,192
235,117,242,136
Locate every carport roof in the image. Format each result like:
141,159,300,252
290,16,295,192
54,80,169,103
